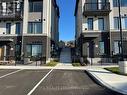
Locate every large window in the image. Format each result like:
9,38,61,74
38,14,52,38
28,22,42,34
87,18,93,30
99,41,105,54
16,22,21,34
6,23,11,34
98,18,104,30
29,2,42,12
114,17,127,29
26,45,42,57
113,0,127,7
114,41,121,54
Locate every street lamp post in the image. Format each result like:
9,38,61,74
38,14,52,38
118,0,124,61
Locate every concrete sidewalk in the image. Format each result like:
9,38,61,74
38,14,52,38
87,68,127,95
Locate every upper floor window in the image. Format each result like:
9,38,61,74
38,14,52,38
114,17,127,29
16,22,21,34
6,23,11,34
98,18,104,30
113,0,127,7
29,2,42,12
87,18,93,30
28,22,42,34
114,17,119,29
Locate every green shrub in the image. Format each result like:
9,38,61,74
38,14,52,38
45,60,58,67
104,67,127,76
72,63,81,66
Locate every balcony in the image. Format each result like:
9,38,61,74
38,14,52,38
83,2,111,16
0,2,23,21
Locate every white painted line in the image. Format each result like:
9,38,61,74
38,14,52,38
0,69,23,79
27,69,53,95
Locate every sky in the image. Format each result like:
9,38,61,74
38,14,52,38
57,0,76,41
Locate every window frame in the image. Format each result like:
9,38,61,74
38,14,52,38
98,18,104,31
99,41,105,54
87,18,94,30
26,44,42,57
28,22,42,34
113,41,121,55
16,22,21,34
113,0,127,7
6,23,11,34
29,1,42,12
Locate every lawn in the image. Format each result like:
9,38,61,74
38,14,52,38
104,67,127,76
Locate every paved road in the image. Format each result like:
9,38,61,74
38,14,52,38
0,69,123,95
0,69,50,95
0,69,18,76
32,70,121,95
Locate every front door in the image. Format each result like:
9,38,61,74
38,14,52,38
87,41,94,58
0,47,3,60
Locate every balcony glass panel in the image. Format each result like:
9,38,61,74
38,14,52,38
84,2,110,11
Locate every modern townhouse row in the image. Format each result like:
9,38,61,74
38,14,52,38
75,0,127,63
0,0,59,63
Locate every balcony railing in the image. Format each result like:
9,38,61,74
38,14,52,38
83,2,111,16
0,2,23,20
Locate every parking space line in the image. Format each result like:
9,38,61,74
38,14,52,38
27,69,54,95
0,69,23,79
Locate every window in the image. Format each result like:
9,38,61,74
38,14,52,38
26,45,42,57
6,23,11,34
28,22,42,34
16,22,21,34
87,18,93,30
114,41,121,54
29,2,42,12
113,0,127,7
98,18,104,30
114,17,127,29
125,17,127,29
15,45,21,56
122,17,127,29
114,17,119,29
99,41,105,54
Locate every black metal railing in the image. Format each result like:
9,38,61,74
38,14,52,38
84,2,110,11
0,2,23,19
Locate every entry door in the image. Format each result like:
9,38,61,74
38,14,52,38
0,48,3,60
87,41,94,58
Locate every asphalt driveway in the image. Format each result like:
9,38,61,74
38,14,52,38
0,69,123,95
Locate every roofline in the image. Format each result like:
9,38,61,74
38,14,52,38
74,0,79,16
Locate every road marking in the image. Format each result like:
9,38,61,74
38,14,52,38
0,69,23,79
27,69,53,95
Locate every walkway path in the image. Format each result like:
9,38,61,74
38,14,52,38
87,68,127,95
60,47,72,63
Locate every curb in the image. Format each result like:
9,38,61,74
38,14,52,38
86,70,127,95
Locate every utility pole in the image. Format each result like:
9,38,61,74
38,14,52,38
118,0,124,61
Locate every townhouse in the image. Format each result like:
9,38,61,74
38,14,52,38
75,0,127,63
0,0,59,63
